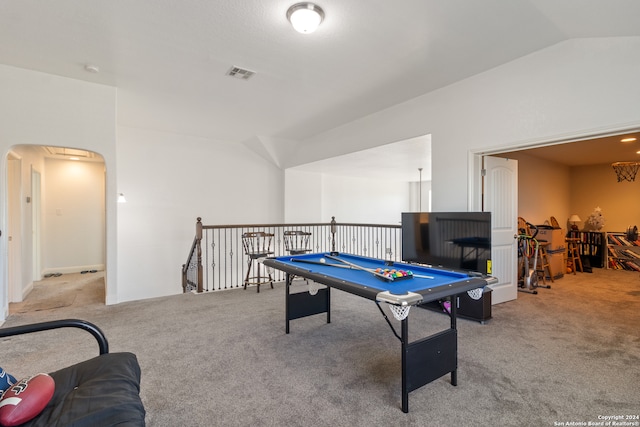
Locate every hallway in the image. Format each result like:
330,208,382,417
9,271,105,315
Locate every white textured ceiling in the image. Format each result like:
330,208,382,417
1,0,639,178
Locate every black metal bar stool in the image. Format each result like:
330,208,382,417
242,232,274,292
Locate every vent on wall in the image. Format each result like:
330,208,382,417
226,66,256,80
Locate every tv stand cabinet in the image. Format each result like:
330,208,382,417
419,287,492,324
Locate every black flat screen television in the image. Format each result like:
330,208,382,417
401,212,492,275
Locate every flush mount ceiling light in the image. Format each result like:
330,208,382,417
287,2,324,34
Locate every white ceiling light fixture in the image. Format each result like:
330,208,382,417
287,3,324,34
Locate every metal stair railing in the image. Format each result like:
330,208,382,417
182,217,402,293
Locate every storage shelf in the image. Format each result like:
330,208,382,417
568,231,605,269
606,232,640,271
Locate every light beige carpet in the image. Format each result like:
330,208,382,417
9,271,104,314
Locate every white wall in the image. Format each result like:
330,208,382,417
320,175,408,225
284,169,322,223
285,38,640,215
0,64,116,318
42,158,105,273
115,126,284,302
285,170,428,225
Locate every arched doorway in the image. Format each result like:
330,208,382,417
5,145,106,313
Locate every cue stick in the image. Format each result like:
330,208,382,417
325,254,406,280
291,256,434,279
325,254,434,279
290,258,351,269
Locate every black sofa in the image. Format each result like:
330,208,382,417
0,319,146,426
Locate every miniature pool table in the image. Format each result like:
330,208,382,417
263,252,497,413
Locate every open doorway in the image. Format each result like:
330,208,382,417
286,134,432,223
470,128,640,305
483,130,640,230
5,145,106,312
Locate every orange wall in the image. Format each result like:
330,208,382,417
497,152,640,233
497,152,571,228
571,164,640,233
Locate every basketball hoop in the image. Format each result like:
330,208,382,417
611,162,640,182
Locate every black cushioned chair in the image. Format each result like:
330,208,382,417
0,319,146,426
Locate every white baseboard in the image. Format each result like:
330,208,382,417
22,282,34,301
41,264,105,276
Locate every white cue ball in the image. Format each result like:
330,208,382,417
319,258,326,263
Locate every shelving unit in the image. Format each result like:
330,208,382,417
606,232,640,271
567,231,605,269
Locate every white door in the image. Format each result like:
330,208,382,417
483,156,518,304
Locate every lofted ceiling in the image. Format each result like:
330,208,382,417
290,135,432,182
1,1,639,177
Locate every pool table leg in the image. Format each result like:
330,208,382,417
401,296,460,413
285,274,292,334
285,274,331,334
450,296,457,386
401,317,409,413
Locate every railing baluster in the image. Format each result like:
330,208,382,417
182,218,402,293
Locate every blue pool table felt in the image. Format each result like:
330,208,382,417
274,252,473,295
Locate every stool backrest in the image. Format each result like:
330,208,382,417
242,232,274,256
283,230,311,253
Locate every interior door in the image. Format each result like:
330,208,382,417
483,156,518,304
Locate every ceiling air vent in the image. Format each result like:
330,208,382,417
226,66,255,80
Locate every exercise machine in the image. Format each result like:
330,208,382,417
517,218,550,294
